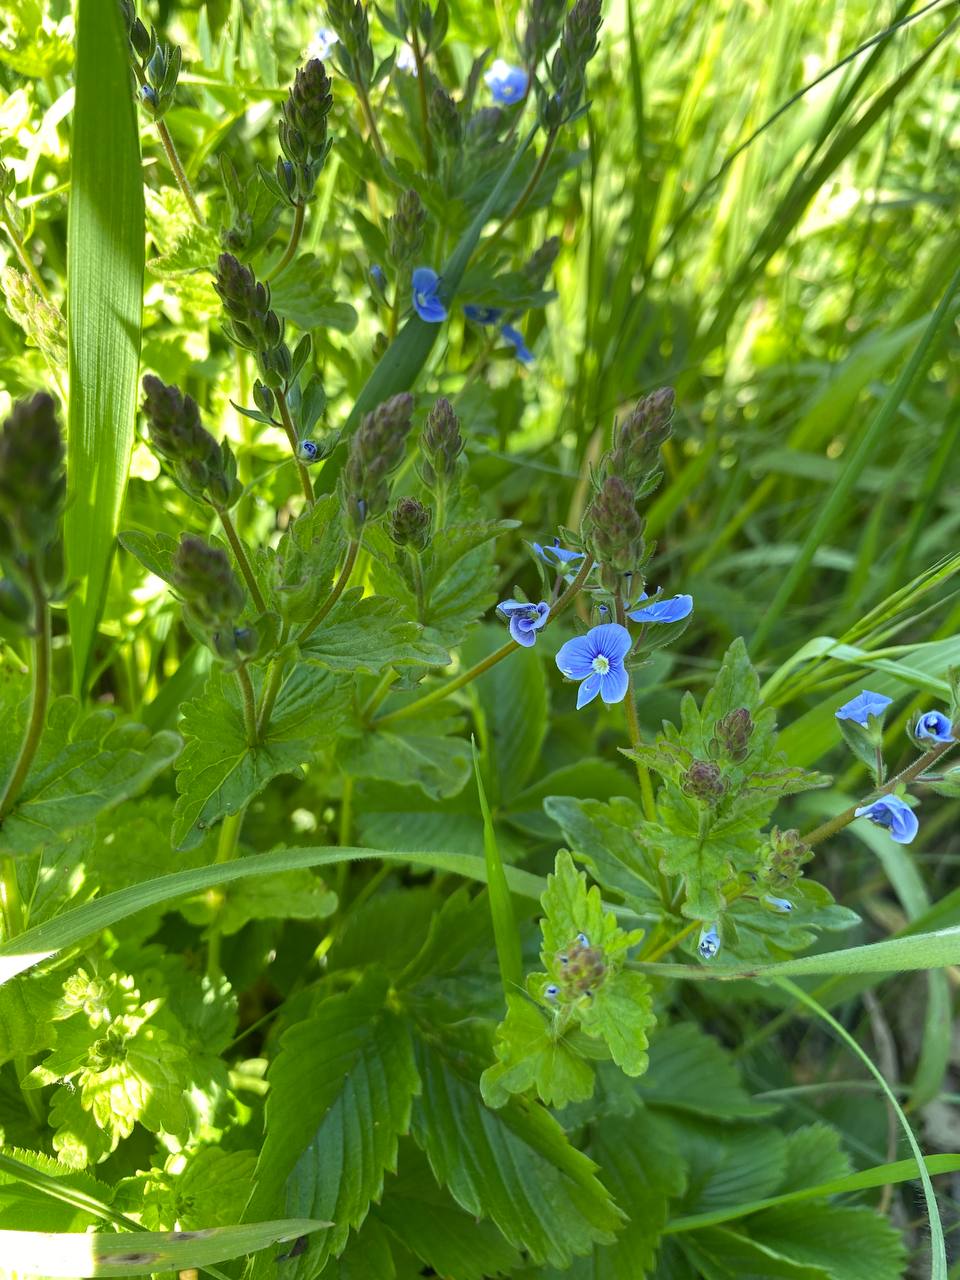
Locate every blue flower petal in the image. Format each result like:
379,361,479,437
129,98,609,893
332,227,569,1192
511,616,537,646
915,711,955,743
501,324,534,365
591,622,633,662
484,58,529,105
835,690,892,726
854,795,918,844
412,267,447,324
599,663,629,705
628,594,693,624
576,671,603,708
555,633,598,681
464,304,503,325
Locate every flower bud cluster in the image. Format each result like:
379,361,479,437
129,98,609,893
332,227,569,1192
276,59,334,206
0,393,66,625
325,0,375,87
546,932,606,1003
757,827,812,894
540,0,602,129
171,534,257,664
680,760,727,805
418,397,464,492
121,2,182,120
583,475,646,591
389,496,432,552
388,190,427,270
215,253,291,391
141,376,242,509
708,707,754,764
339,394,416,535
523,0,568,67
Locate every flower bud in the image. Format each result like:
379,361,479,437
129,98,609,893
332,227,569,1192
545,0,602,125
278,59,334,202
681,760,727,805
583,474,645,586
710,707,753,764
389,496,432,552
430,88,461,149
608,387,674,493
214,254,285,355
388,189,427,270
524,0,567,65
339,394,415,535
171,534,246,642
325,0,375,86
419,396,464,489
141,375,241,508
0,391,65,555
466,106,505,146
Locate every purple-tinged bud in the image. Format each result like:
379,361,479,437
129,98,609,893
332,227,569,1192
0,391,65,554
388,189,427,269
710,707,754,764
681,760,727,804
389,496,432,552
419,396,464,490
583,474,645,588
339,394,416,535
171,534,246,644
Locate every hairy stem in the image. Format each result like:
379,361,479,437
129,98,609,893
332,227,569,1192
155,118,204,225
803,739,956,848
268,202,305,281
409,25,434,171
485,128,558,251
215,506,267,614
299,540,361,643
256,656,287,741
277,388,315,505
356,80,387,161
235,663,258,746
375,554,595,729
0,565,51,827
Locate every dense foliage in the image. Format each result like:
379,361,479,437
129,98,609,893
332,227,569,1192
0,1,959,1277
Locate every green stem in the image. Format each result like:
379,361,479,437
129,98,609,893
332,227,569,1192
0,205,54,307
362,667,398,722
267,202,305,281
409,25,434,172
0,565,51,828
256,656,286,741
375,554,595,729
235,664,258,746
277,388,315,505
206,808,245,979
485,128,558,251
155,118,204,225
339,774,353,847
356,79,387,161
410,550,426,622
802,739,957,848
298,540,361,643
215,506,267,614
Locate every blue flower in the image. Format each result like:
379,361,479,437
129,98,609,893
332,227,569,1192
312,26,339,58
412,268,447,323
697,924,720,960
501,323,534,365
555,622,632,709
497,599,550,647
915,710,955,744
296,439,319,463
534,536,584,567
484,58,529,104
835,690,892,726
370,264,386,292
628,592,693,624
854,794,918,844
396,44,418,75
464,304,503,325
764,894,793,913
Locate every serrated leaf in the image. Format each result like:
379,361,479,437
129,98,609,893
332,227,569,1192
411,1035,623,1268
670,1116,788,1214
118,529,179,585
480,994,596,1110
265,494,346,624
543,795,660,912
638,1024,777,1120
0,674,180,855
301,588,450,674
341,706,470,801
173,663,349,849
245,970,420,1278
180,868,338,936
748,1202,906,1280
270,254,359,332
780,1125,851,1191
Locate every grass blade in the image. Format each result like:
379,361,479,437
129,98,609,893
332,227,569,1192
473,739,523,1000
65,0,144,693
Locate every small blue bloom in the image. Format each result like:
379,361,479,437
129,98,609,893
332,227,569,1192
628,592,693,624
764,894,793,913
575,932,589,946
296,439,319,463
313,26,340,58
485,58,529,104
545,983,560,1000
835,690,892,726
412,267,447,323
140,84,159,110
698,924,720,960
555,622,632,709
501,323,534,365
370,264,386,292
534,536,584,568
854,794,918,844
915,710,955,744
464,304,503,325
497,599,550,647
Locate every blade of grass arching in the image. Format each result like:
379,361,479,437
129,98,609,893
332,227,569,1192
65,0,145,694
343,127,535,430
664,1153,960,1235
0,845,554,987
473,740,523,1002
774,978,946,1280
750,260,960,654
701,20,956,357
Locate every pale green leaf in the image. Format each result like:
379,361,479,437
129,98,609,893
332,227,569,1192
301,588,450,674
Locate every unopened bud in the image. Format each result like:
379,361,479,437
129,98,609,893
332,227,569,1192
388,189,426,269
419,396,464,489
171,534,246,640
711,707,753,763
608,387,674,492
0,391,65,554
583,474,645,584
339,394,415,534
681,760,726,804
389,496,432,551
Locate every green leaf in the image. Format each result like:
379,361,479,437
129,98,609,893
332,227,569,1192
301,588,450,674
543,795,661,912
747,1204,906,1280
122,1148,258,1231
341,706,471,802
65,0,144,692
245,971,420,1276
466,623,548,805
0,846,552,987
264,494,346,625
780,1125,851,1190
474,740,523,999
670,1116,788,1215
0,1148,117,1233
480,994,596,1110
0,1219,328,1277
0,673,180,855
179,867,338,936
270,254,359,331
411,1034,623,1267
638,1024,777,1120
677,1226,827,1279
173,663,350,849
117,530,179,586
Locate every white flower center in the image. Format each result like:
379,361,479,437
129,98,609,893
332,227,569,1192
592,655,610,675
